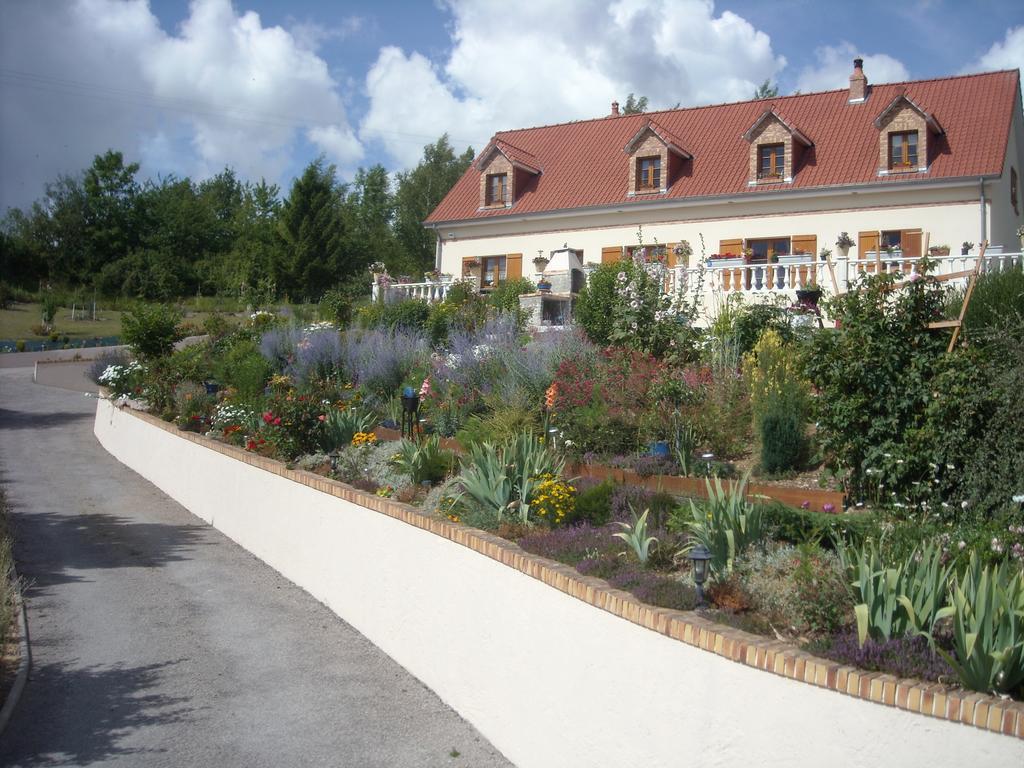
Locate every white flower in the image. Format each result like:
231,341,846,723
958,540,967,550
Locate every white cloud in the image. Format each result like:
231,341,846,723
794,42,910,93
961,25,1024,76
0,0,361,211
361,0,785,168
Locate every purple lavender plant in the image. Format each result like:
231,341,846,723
343,327,428,398
816,630,956,683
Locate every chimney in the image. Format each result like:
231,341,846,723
849,58,867,103
611,100,620,117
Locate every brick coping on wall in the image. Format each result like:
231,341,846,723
108,400,1024,741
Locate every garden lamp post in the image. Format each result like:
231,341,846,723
702,452,714,476
689,545,712,607
400,386,420,440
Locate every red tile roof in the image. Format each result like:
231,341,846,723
426,70,1020,225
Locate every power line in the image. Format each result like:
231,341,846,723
0,68,487,147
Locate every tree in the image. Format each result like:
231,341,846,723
622,93,649,114
393,135,475,276
82,150,142,277
277,157,348,301
753,79,779,99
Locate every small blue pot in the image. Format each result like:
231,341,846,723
648,441,670,458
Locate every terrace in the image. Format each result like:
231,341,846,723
372,244,1024,327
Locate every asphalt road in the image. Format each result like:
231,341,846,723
0,365,512,767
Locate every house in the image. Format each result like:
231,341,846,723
408,61,1024,316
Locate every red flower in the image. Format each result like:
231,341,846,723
273,417,281,426
262,411,274,424
318,414,326,422
246,439,257,451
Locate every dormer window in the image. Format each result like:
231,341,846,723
486,173,507,206
758,144,784,180
743,108,812,186
637,156,661,191
874,94,942,175
623,120,690,197
888,131,918,171
475,138,541,210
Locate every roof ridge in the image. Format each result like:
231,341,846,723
490,69,1018,139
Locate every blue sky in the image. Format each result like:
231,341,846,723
2,0,1023,212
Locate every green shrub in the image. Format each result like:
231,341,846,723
358,298,430,331
761,503,875,546
40,292,59,326
318,288,353,326
214,338,271,402
791,543,852,636
731,299,795,355
760,408,803,474
487,277,535,314
15,340,25,353
574,262,619,346
949,264,1024,339
174,382,216,432
201,313,231,342
566,480,615,526
122,303,184,359
805,269,947,496
455,406,540,450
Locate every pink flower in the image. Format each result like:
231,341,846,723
822,503,836,513
800,501,810,509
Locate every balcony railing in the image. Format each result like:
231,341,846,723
371,249,1023,308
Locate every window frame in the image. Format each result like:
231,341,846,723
480,255,507,289
636,155,661,191
757,143,785,180
485,173,508,206
888,131,918,171
746,236,791,263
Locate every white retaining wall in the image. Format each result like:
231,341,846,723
94,399,1024,768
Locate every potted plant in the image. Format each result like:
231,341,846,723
673,239,693,266
961,241,974,256
836,232,855,255
533,251,549,271
819,246,832,262
928,244,950,256
795,281,823,310
537,278,552,293
424,269,441,282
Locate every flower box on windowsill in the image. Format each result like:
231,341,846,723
707,256,745,269
777,253,813,265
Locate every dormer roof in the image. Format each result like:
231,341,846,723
476,138,542,174
873,93,945,134
742,107,813,146
623,120,692,159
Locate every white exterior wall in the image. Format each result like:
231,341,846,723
435,184,990,278
94,399,1024,768
991,100,1024,251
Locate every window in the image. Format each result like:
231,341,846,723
888,131,918,170
481,256,506,288
747,237,790,263
757,144,785,180
880,230,903,251
637,156,661,190
486,173,507,206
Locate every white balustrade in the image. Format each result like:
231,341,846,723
370,279,455,304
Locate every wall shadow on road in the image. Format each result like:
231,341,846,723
0,658,198,765
0,407,93,431
11,510,209,594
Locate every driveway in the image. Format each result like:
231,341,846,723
0,365,512,767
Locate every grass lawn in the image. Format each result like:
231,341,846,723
0,302,247,343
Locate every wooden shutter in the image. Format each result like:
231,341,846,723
719,238,742,256
506,253,522,280
665,243,677,268
901,230,922,258
601,246,623,263
858,231,879,259
790,235,817,256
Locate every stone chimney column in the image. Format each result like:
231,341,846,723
849,58,868,103
611,101,620,117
